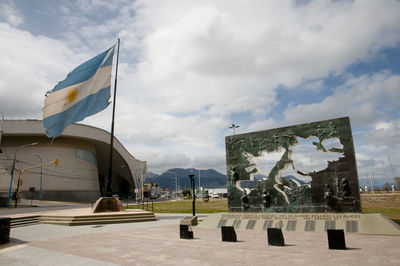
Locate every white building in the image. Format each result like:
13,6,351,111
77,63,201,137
0,120,146,202
207,188,228,198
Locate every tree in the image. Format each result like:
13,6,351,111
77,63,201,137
204,190,210,203
393,177,400,189
182,188,192,198
384,182,390,192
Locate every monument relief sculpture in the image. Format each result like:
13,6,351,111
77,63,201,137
225,117,361,213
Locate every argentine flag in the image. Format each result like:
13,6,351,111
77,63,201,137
43,45,115,138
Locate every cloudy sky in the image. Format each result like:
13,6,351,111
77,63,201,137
0,0,399,182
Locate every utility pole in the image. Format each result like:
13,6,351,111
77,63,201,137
33,153,43,200
388,155,395,180
198,169,201,198
6,142,38,208
229,124,240,135
188,174,195,216
370,169,375,194
0,112,3,146
14,159,58,207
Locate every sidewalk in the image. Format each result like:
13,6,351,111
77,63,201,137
1,204,399,265
1,199,91,216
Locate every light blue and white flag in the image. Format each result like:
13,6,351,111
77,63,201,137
43,45,115,138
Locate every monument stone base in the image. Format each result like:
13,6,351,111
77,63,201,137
180,216,198,226
198,212,400,235
92,197,125,213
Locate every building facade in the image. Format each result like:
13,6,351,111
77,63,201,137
0,120,146,202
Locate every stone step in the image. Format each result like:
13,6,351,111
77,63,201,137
9,211,157,227
41,216,157,226
40,213,154,220
40,214,155,223
10,216,41,228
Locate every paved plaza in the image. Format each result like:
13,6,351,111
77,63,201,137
1,202,399,265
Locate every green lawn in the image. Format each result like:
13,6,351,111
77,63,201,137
127,198,228,213
361,193,400,224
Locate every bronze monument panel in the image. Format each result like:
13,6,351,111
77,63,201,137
225,117,361,213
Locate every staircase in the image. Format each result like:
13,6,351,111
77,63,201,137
10,215,41,228
9,209,156,227
40,211,156,226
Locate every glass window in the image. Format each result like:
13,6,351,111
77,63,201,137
76,149,97,166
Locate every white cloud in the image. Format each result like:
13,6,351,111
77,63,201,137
0,23,79,118
76,0,127,13
305,80,324,92
291,137,343,173
0,2,23,26
1,0,400,176
365,119,400,149
245,119,278,133
245,149,286,178
283,71,400,126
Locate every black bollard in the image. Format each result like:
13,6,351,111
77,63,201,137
221,226,237,242
327,229,346,249
267,228,285,246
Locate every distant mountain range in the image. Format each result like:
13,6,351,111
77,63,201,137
146,168,394,191
146,168,227,191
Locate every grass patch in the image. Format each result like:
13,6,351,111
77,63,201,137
361,193,400,222
127,193,400,223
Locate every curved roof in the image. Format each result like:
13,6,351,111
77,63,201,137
1,120,146,189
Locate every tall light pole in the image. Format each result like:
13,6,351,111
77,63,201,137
0,112,4,146
229,124,240,135
188,173,196,216
14,158,58,208
198,169,201,198
141,171,144,201
135,169,143,202
33,153,43,200
166,171,178,198
7,142,38,208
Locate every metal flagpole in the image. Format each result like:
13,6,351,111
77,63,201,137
107,38,120,197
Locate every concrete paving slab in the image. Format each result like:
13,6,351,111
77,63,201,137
0,200,92,216
1,216,399,266
1,245,119,266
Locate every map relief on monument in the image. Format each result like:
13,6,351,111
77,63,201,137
225,117,361,213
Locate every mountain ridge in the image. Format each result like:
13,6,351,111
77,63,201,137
146,168,227,190
146,168,392,191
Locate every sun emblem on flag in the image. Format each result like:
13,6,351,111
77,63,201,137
66,88,79,104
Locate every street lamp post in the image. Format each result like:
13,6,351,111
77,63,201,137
14,158,58,208
33,153,43,200
188,173,195,216
198,169,201,199
135,169,143,202
141,171,144,202
0,112,4,146
229,124,240,135
6,142,38,208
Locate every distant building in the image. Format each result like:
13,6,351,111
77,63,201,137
143,182,162,199
207,188,228,198
0,120,146,202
